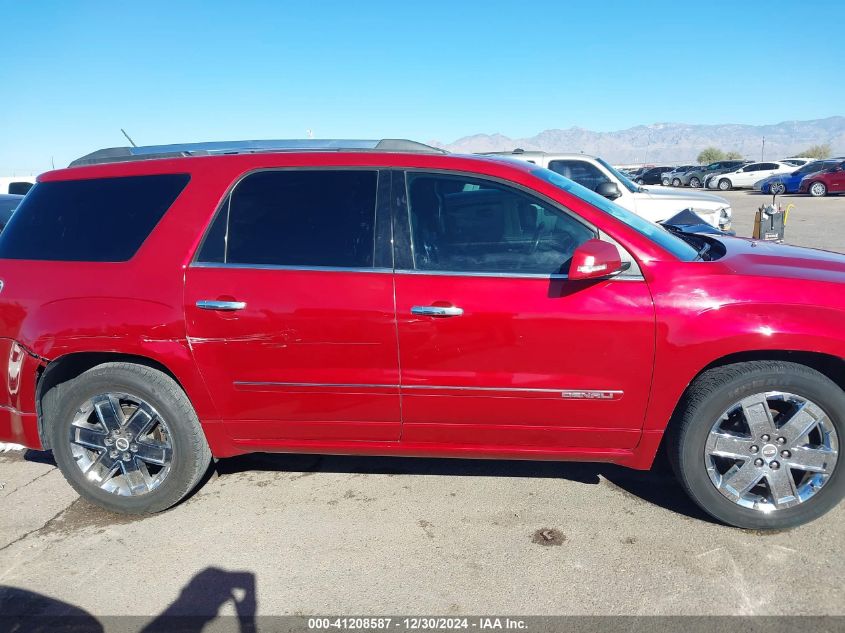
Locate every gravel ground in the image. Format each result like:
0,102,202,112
0,190,843,626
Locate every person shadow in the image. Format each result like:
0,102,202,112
0,567,257,633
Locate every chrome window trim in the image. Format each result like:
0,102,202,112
190,262,392,274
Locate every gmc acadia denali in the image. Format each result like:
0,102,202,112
0,139,842,529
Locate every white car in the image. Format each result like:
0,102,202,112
485,151,732,230
705,161,794,191
780,157,814,168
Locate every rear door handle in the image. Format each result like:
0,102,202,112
411,305,463,317
196,300,247,311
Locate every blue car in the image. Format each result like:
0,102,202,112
756,159,838,194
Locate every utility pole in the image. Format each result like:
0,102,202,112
761,137,765,162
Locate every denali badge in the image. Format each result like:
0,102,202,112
561,390,622,400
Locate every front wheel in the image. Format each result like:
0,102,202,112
662,177,671,186
672,178,682,187
771,182,786,195
809,182,827,197
46,362,212,514
718,178,732,191
669,361,843,529
636,178,645,185
689,177,701,188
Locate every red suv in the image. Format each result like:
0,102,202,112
1,139,843,529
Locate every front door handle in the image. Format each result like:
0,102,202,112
196,300,247,311
411,305,464,317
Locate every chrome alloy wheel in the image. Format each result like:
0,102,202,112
69,393,173,496
705,392,838,512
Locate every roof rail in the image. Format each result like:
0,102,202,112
69,138,445,167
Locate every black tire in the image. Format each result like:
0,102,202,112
718,178,732,191
671,178,681,187
689,176,701,188
771,182,786,195
45,362,211,514
668,361,845,529
661,177,671,186
636,178,645,185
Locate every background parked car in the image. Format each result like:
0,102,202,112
663,165,698,186
681,160,749,188
635,166,674,185
755,160,839,194
799,159,845,196
0,194,23,231
706,161,794,191
486,151,732,229
780,157,814,168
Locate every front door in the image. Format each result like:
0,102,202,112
392,171,655,450
184,168,401,442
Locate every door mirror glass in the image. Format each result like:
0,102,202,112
595,181,622,200
568,239,623,281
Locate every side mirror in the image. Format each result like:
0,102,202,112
596,181,622,200
569,239,623,281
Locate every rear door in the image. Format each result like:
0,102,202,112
829,161,845,192
391,170,655,451
184,168,401,442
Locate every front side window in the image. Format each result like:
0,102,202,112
0,174,189,262
197,170,378,268
406,173,594,275
547,160,610,193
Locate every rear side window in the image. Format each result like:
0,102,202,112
0,174,189,262
547,160,610,193
197,170,378,268
8,182,33,195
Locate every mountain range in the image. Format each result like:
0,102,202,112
431,116,845,164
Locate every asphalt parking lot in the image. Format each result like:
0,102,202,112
1,190,843,623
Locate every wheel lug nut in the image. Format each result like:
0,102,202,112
761,434,770,442
130,444,138,452
770,461,780,470
777,437,786,444
781,450,791,459
122,452,131,461
750,445,759,453
754,458,764,467
104,438,113,446
110,450,118,458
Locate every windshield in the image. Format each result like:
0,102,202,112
596,157,639,193
530,167,699,262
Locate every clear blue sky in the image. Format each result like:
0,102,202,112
1,0,842,174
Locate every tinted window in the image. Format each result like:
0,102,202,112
760,163,780,170
0,175,189,262
406,173,594,275
547,160,610,192
198,170,378,268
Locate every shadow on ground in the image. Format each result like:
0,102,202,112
214,451,714,524
0,567,257,633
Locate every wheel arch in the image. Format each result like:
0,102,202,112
35,351,217,449
657,349,845,452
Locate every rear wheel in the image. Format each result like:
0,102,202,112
689,176,701,188
661,177,671,186
636,178,645,185
669,361,843,529
809,182,827,197
718,178,732,191
671,178,682,187
46,362,212,514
